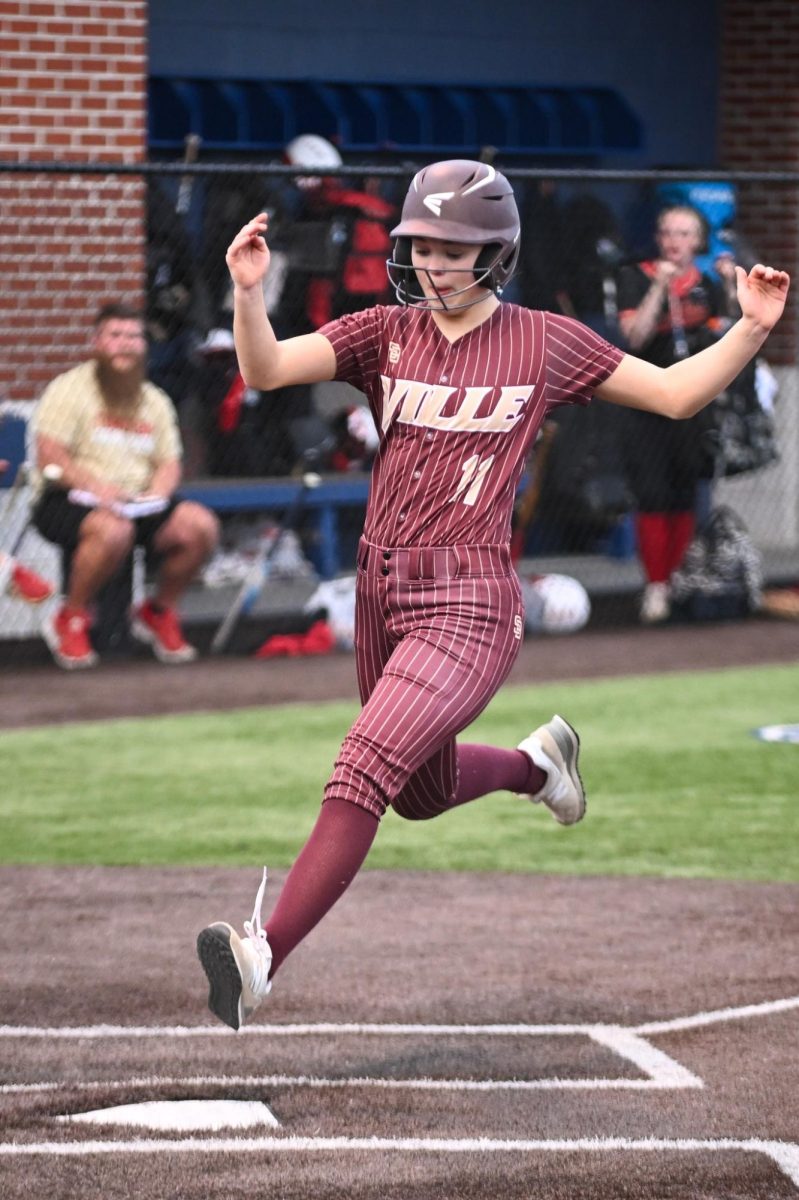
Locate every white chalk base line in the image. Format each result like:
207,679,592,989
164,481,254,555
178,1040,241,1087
0,1134,797,1188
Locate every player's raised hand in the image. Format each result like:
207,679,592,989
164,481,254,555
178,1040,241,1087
735,263,790,331
226,213,271,290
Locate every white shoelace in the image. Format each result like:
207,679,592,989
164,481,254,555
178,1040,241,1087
242,866,272,995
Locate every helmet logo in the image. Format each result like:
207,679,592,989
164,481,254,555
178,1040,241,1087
423,191,455,217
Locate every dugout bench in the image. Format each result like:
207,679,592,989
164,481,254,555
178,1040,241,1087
80,474,370,653
86,472,371,652
178,473,371,581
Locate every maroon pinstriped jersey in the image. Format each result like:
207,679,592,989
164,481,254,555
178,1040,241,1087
320,303,624,548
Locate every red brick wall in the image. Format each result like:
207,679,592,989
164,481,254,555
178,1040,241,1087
719,0,799,364
0,0,147,404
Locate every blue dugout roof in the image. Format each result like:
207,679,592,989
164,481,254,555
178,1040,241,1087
148,77,642,157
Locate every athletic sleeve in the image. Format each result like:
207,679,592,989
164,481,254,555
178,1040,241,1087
317,306,388,392
32,370,86,448
543,312,625,408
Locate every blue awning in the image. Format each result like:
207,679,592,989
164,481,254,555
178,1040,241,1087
148,77,641,157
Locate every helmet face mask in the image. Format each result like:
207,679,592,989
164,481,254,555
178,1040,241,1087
386,160,521,310
388,238,515,311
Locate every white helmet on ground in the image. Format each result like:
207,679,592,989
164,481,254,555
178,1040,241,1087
520,573,591,635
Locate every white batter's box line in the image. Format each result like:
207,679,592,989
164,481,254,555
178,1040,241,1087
0,1134,798,1187
0,1070,703,1096
1,995,796,1096
2,992,796,1041
0,1024,703,1094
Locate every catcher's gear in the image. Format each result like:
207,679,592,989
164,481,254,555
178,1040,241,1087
387,159,520,308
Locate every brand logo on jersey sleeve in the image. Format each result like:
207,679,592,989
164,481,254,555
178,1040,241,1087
388,341,401,364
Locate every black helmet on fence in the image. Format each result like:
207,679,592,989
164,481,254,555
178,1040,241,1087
387,159,521,309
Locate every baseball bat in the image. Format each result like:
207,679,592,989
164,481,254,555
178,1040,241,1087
176,132,201,217
210,472,322,655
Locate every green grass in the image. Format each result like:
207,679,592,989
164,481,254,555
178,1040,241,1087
1,663,797,881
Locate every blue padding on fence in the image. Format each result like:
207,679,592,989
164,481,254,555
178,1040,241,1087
148,77,642,156
0,415,27,487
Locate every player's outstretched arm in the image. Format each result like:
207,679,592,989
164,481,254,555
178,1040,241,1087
227,214,337,391
597,263,790,418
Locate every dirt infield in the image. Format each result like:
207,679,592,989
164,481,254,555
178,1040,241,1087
1,613,798,729
1,616,798,1197
1,867,798,1198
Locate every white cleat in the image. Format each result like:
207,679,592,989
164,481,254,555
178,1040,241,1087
640,581,671,625
196,868,272,1030
516,714,586,825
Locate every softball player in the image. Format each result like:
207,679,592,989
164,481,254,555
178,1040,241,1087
197,160,789,1030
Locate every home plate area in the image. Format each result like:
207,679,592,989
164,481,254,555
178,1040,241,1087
1,997,798,1198
1,867,798,1197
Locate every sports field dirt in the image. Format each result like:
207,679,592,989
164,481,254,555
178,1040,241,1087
1,616,798,1198
1,613,798,729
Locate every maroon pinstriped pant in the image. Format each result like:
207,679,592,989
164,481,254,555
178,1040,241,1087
323,537,524,820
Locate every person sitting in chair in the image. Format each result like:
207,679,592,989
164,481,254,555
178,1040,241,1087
31,302,219,669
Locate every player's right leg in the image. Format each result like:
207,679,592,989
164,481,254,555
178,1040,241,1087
196,868,274,1031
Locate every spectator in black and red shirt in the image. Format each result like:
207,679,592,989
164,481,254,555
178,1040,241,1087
617,204,735,624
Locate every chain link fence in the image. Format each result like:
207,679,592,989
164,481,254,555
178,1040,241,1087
1,161,797,649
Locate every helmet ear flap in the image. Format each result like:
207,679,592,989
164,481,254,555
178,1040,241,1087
474,241,520,293
394,236,413,269
389,236,422,304
474,244,495,284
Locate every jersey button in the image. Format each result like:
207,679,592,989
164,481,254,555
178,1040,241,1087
381,567,389,576
426,432,434,440
442,374,449,382
398,512,406,521
413,471,421,480
382,551,391,559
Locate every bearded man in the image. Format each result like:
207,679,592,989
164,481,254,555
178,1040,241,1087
32,302,219,668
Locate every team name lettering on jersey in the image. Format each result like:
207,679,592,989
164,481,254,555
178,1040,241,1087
91,423,156,456
380,375,533,435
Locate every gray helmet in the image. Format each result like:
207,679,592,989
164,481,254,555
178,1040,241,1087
387,159,521,307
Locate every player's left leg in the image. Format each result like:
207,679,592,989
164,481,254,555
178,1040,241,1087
393,719,584,826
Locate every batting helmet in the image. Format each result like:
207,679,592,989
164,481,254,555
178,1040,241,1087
387,160,521,308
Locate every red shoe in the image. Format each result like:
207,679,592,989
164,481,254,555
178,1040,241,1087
9,561,55,604
42,605,98,670
130,600,197,664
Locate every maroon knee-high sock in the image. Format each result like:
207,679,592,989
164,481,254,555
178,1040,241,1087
265,798,379,978
453,743,546,808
